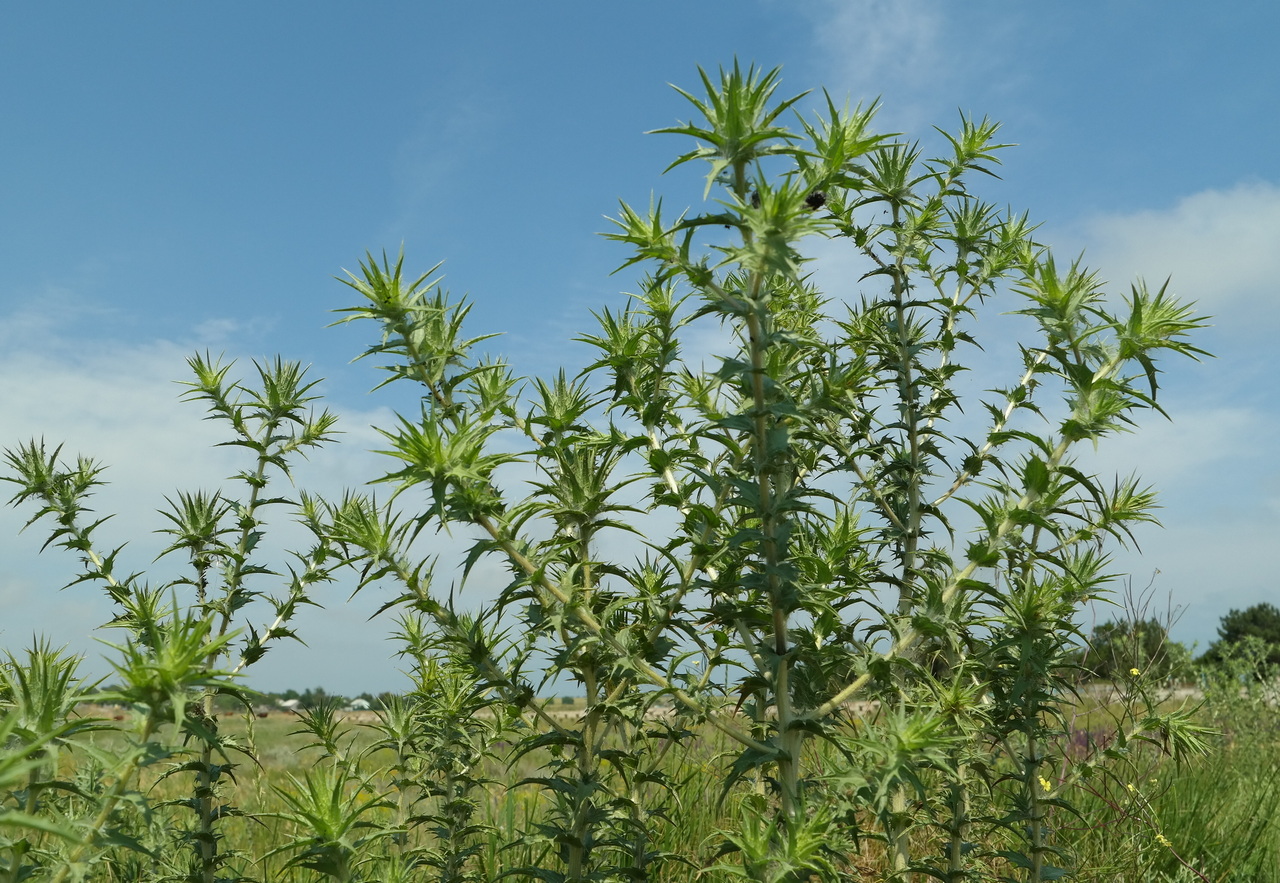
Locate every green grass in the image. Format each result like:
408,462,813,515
1061,683,1280,883
34,690,1280,882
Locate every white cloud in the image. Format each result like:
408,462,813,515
1077,180,1280,319
1072,404,1264,492
807,0,944,95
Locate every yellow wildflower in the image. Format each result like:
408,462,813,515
1129,667,1141,677
1038,776,1052,793
1126,783,1136,793
1155,833,1172,848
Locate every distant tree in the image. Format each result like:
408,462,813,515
1203,603,1280,668
1079,618,1191,682
355,691,383,710
298,686,331,709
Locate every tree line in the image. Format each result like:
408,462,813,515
1080,602,1280,681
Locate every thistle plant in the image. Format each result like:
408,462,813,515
1,62,1214,883
388,624,504,883
323,62,1210,881
2,356,339,882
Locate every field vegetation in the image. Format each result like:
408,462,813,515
3,63,1269,881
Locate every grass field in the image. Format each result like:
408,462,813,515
42,679,1280,882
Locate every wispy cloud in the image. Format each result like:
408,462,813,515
808,0,943,90
385,87,501,244
798,0,1017,133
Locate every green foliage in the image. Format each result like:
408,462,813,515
3,358,341,882
1,63,1215,882
261,765,396,882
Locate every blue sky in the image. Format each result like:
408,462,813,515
2,2,1277,695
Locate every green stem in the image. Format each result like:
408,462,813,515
471,512,768,750
197,441,272,883
888,205,924,883
568,528,600,882
889,787,912,881
1026,730,1045,882
889,207,923,618
733,159,804,820
931,350,1048,508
